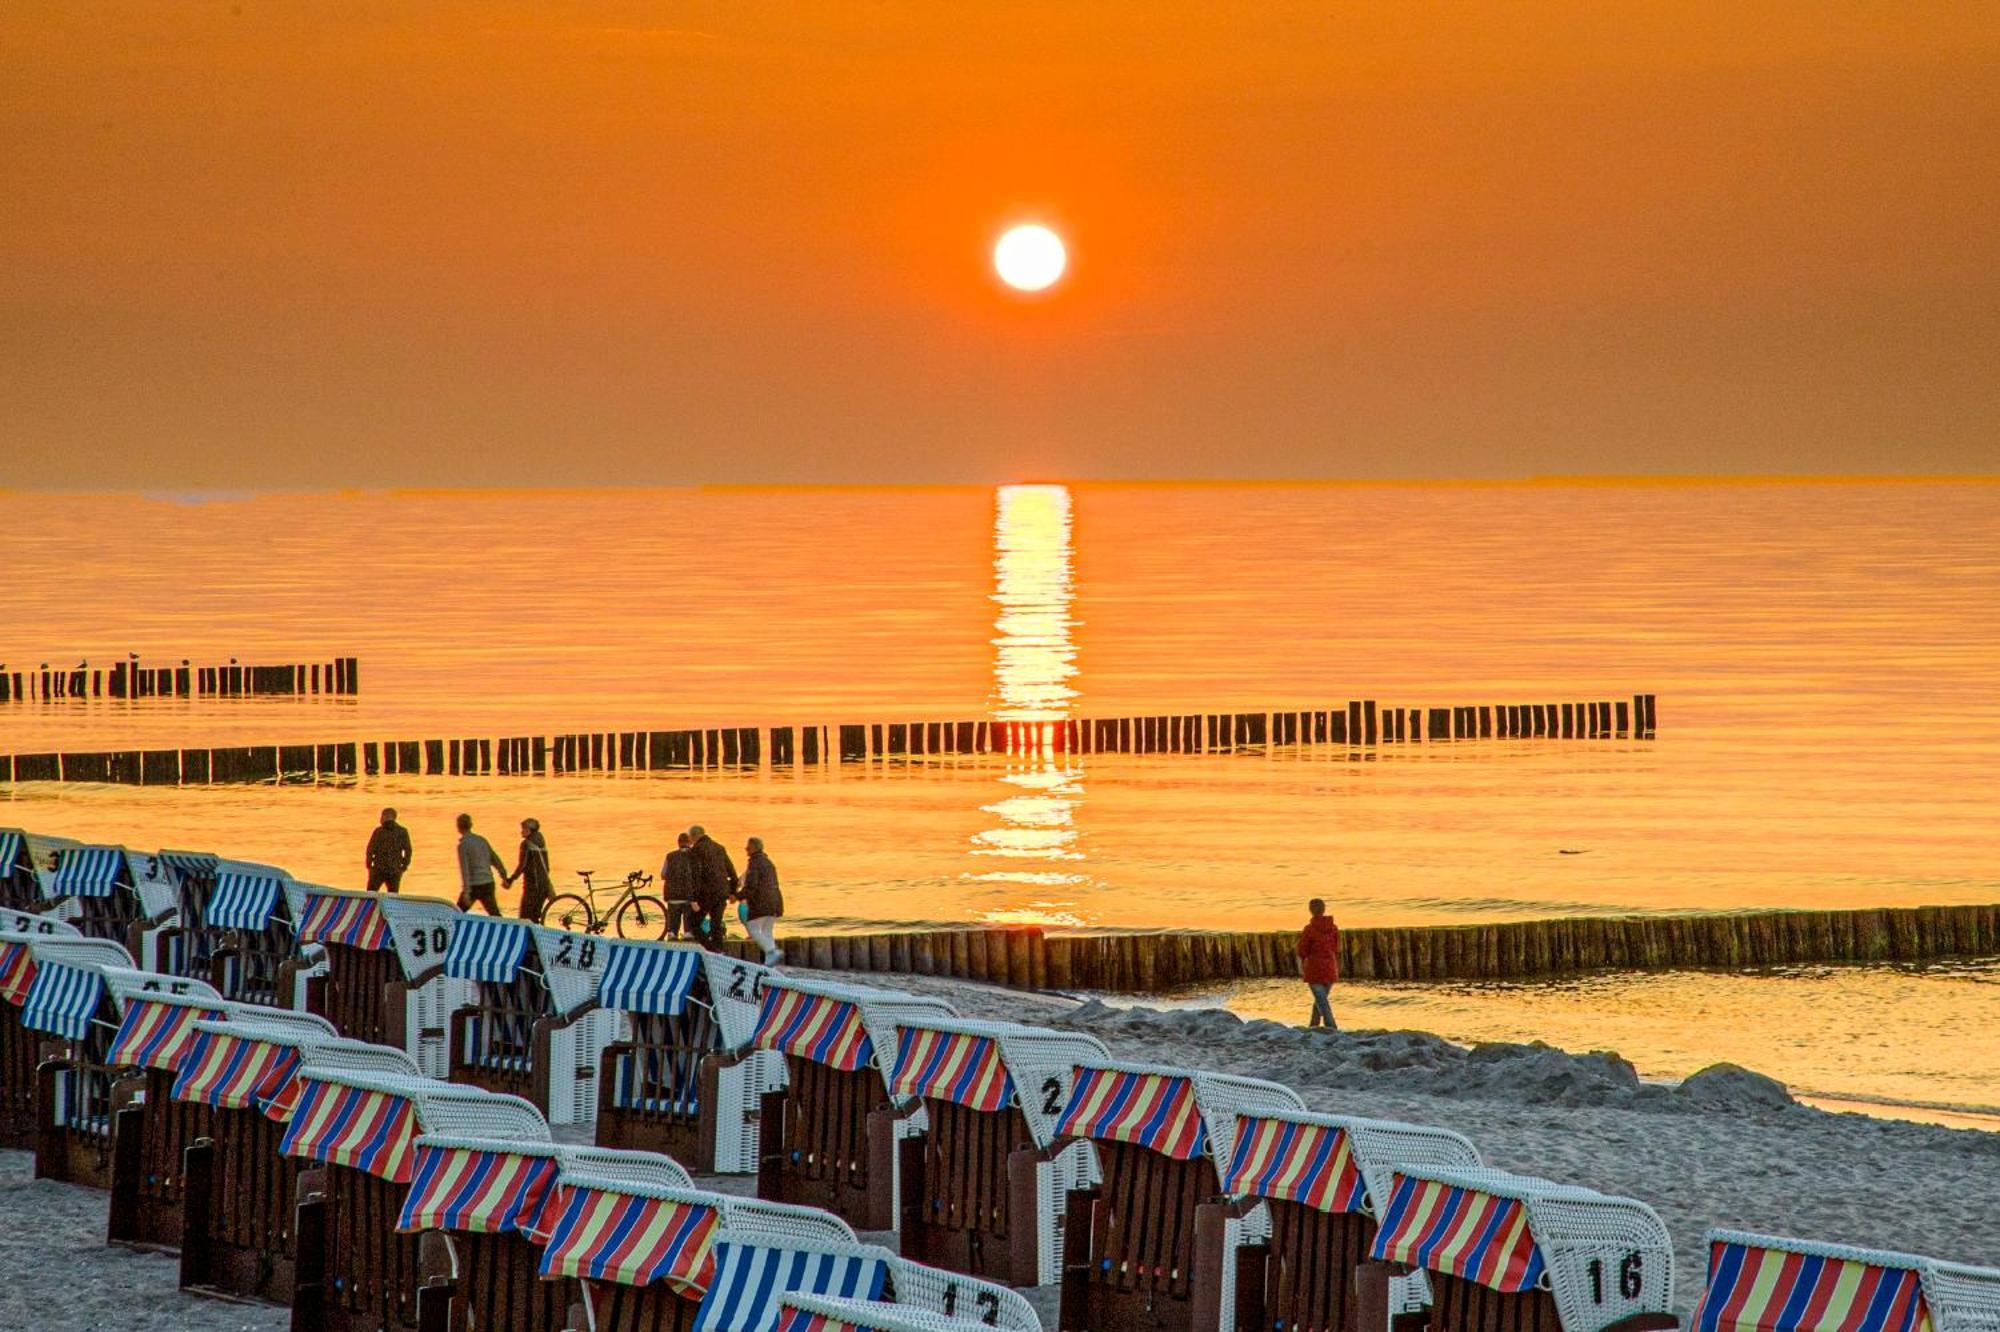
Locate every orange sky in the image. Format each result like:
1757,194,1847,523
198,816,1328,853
2,2,1996,486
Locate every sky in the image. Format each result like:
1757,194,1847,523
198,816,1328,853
2,2,1996,487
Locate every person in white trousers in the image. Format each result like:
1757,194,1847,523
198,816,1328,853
738,836,785,966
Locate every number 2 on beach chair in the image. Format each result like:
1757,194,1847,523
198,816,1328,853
1687,1231,2000,1332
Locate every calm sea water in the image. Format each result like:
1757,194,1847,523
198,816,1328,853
2,482,1997,1116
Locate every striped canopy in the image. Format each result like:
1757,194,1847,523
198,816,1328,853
172,1027,304,1119
539,1185,720,1289
398,1143,560,1238
697,1241,891,1332
51,846,129,898
1056,1067,1209,1161
21,961,106,1040
156,850,219,883
281,1078,419,1181
207,870,286,932
754,987,875,1074
1224,1116,1368,1214
0,941,35,1006
445,915,531,983
107,996,224,1071
1372,1175,1546,1293
892,1028,1015,1112
1691,1240,1934,1332
0,831,22,874
297,893,389,950
599,943,704,1016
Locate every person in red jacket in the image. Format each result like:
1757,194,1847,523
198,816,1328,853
1297,898,1340,1030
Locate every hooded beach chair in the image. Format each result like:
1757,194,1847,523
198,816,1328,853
1362,1166,1675,1332
132,848,222,978
175,1018,421,1304
1203,1109,1481,1332
0,827,54,911
736,973,958,1232
593,939,780,1172
1053,1060,1305,1332
0,918,89,1146
888,1015,1110,1286
41,842,179,947
197,858,309,1004
442,914,619,1125
283,1067,552,1332
282,885,469,1077
1686,1231,2000,1332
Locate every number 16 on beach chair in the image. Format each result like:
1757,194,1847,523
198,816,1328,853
1686,1231,2000,1332
1054,1061,1305,1332
1202,1110,1481,1332
734,974,958,1233
0,918,89,1148
282,886,469,1077
889,1015,1110,1287
1361,1167,1676,1332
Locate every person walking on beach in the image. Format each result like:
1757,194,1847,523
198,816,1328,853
454,813,506,916
504,818,552,923
661,832,696,940
364,807,412,893
1298,898,1340,1030
738,836,784,966
687,824,738,950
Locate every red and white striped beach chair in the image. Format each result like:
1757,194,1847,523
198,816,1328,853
282,886,469,1077
888,1014,1109,1286
1686,1231,2000,1332
1363,1166,1675,1332
1054,1061,1304,1332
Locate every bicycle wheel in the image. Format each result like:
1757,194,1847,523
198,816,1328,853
544,894,595,934
614,894,670,941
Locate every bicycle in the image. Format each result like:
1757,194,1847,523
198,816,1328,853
542,869,670,941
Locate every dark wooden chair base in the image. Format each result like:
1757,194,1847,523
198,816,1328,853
0,1008,42,1151
35,1060,117,1190
899,1101,1042,1286
1221,1201,1378,1332
1060,1142,1222,1332
430,1230,575,1332
588,1282,701,1332
291,1164,425,1332
757,1061,898,1232
181,1111,305,1305
109,1071,213,1251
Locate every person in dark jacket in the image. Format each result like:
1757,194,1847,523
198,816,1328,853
1297,898,1339,1029
504,818,552,923
661,832,696,940
686,824,738,951
738,836,784,966
364,807,412,893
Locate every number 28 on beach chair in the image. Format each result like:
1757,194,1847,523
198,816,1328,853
1203,1109,1482,1332
284,1068,553,1332
889,1015,1110,1287
1054,1061,1305,1332
739,974,958,1232
0,919,89,1148
1687,1231,2000,1332
1362,1167,1676,1332
282,886,468,1077
443,915,620,1126
595,941,779,1173
175,1018,420,1305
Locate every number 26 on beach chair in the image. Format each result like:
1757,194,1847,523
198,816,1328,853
1686,1231,2000,1332
1054,1061,1305,1332
282,886,467,1077
1201,1109,1481,1332
888,1015,1110,1287
1361,1167,1676,1332
735,974,958,1232
0,919,91,1148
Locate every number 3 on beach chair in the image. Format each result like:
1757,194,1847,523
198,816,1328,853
1360,1167,1675,1332
1687,1231,2000,1332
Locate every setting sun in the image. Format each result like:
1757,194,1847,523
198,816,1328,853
993,224,1066,292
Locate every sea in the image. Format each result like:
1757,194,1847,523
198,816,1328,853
2,480,1996,1124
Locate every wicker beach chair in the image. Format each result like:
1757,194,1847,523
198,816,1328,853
776,1291,1039,1332
0,919,87,1147
1362,1166,1675,1332
888,1014,1109,1286
593,940,780,1172
731,973,958,1232
39,842,178,946
1686,1230,2000,1332
175,1018,420,1304
1203,1109,1481,1332
284,1067,552,1332
0,827,56,912
1053,1060,1305,1332
197,858,311,1004
441,915,620,1125
132,849,222,980
281,886,470,1077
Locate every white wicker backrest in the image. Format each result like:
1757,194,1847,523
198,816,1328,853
556,1146,696,1192
1390,1166,1673,1332
1228,1108,1481,1219
700,952,776,1048
127,851,182,919
890,1015,1109,1148
882,1254,1041,1332
27,937,133,970
547,1174,856,1252
529,923,610,1015
374,895,462,978
779,1293,1021,1332
183,1016,419,1080
0,916,81,940
1700,1230,2000,1332
211,1003,338,1038
719,1196,859,1248
297,1068,552,1145
102,965,222,1005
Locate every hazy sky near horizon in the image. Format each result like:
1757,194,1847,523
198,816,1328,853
3,3,1996,488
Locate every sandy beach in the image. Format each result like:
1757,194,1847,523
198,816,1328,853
5,966,1997,1330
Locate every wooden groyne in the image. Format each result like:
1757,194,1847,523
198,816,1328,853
737,900,2000,992
0,693,1658,785
0,655,358,701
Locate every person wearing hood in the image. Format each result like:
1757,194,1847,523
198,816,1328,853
505,818,552,923
1297,898,1340,1030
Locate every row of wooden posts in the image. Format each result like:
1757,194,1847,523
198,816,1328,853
750,899,2000,991
0,656,359,701
0,694,1659,785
